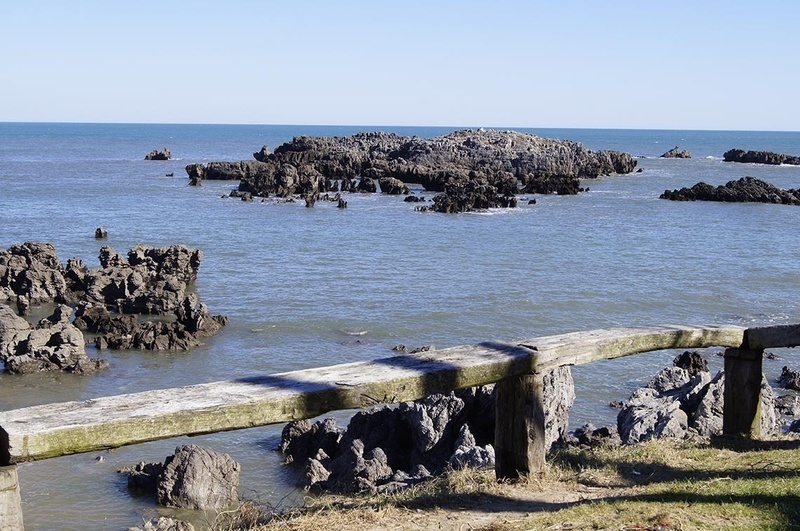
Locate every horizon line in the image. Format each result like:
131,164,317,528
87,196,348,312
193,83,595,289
0,120,798,134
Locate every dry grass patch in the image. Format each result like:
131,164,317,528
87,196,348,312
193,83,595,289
213,436,800,530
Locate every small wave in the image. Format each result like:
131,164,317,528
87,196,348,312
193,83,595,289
343,330,369,336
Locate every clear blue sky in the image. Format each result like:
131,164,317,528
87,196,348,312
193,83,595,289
2,1,798,130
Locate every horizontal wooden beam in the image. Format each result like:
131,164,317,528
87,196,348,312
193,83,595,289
0,323,755,463
520,324,745,371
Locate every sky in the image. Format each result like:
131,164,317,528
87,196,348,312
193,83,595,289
1,1,798,130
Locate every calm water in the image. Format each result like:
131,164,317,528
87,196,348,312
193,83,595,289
2,123,800,529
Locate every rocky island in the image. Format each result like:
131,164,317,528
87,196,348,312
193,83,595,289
185,129,637,213
660,176,800,205
723,148,800,165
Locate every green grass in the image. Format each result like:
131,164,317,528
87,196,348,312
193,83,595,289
210,436,800,530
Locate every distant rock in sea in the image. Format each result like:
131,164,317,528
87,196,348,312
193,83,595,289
145,148,171,161
723,148,800,165
184,129,638,213
660,146,691,159
660,176,800,205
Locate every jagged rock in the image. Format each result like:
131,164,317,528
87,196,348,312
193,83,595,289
543,366,576,449
145,148,171,161
253,145,271,162
355,177,377,193
279,418,342,464
324,439,394,494
119,461,165,494
775,395,800,417
157,445,240,511
660,146,691,158
378,177,410,195
673,351,709,375
779,366,800,391
448,424,495,469
572,423,622,447
723,148,800,165
660,176,800,205
691,371,777,437
0,242,68,304
126,517,194,531
0,304,107,374
94,227,108,239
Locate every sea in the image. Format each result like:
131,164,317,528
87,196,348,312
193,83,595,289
1,122,799,529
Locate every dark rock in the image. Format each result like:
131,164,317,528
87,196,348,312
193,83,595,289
660,146,691,159
253,145,272,162
185,163,205,186
572,423,621,447
447,423,494,469
774,395,800,417
723,148,800,165
378,177,410,195
279,418,342,464
779,366,800,391
404,195,424,202
94,227,108,239
145,148,171,161
119,461,165,494
0,242,69,305
157,445,240,511
673,351,709,376
356,177,377,193
660,176,800,205
790,419,800,433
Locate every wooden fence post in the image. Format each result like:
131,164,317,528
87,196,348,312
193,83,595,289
723,348,763,437
0,465,24,531
494,372,545,480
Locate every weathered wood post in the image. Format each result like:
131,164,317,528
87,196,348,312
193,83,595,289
0,465,24,531
494,372,545,480
1,427,23,530
722,348,763,437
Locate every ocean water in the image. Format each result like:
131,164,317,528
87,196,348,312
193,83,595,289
1,123,800,529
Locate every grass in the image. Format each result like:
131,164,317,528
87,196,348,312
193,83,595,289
209,435,800,530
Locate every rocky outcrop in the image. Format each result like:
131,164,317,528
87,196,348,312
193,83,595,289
660,146,691,159
378,176,410,195
0,304,107,374
121,446,240,512
660,176,800,205
157,445,240,511
145,148,171,161
617,351,777,443
779,366,800,391
281,366,574,494
723,149,800,165
186,130,637,211
0,242,69,305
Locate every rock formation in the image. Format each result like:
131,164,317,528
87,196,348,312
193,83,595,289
660,176,800,205
616,351,777,443
280,366,574,494
723,148,800,165
185,129,637,212
121,445,240,512
145,148,171,161
660,146,691,159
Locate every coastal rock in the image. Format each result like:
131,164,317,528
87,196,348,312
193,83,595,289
778,366,800,391
157,445,240,511
723,148,800,165
660,176,800,205
282,367,574,493
185,163,205,186
253,145,272,162
195,129,637,210
660,146,691,158
94,226,108,239
120,461,165,494
0,304,107,374
572,423,621,447
145,148,171,161
378,176,410,195
0,241,68,304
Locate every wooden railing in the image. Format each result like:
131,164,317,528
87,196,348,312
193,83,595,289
2,323,799,530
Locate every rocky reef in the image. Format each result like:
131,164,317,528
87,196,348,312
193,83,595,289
0,241,227,374
185,129,637,213
660,146,691,158
660,176,800,205
145,148,171,161
723,148,800,165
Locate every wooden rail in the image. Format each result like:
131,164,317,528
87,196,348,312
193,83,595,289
1,323,799,529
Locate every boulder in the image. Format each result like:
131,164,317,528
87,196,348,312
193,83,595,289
660,176,800,205
378,177,410,195
157,445,240,511
145,148,171,161
660,146,691,159
94,227,108,239
779,366,800,391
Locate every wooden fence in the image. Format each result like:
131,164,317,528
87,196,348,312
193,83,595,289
2,323,799,530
